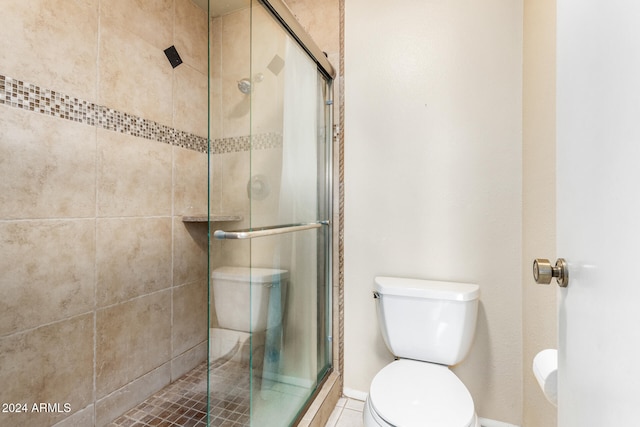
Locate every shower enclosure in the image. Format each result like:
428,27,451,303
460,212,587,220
207,0,335,425
0,1,332,426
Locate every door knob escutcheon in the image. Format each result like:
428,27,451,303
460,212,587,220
533,258,569,287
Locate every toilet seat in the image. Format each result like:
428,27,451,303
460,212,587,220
368,359,476,427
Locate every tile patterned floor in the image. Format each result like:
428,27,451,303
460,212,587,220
109,356,362,427
207,357,252,426
109,362,208,427
324,398,364,427
110,356,253,427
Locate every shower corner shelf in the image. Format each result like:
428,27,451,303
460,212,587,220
181,214,243,223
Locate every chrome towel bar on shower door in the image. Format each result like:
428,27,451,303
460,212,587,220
213,220,330,240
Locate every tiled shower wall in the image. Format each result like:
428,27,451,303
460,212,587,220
0,1,209,426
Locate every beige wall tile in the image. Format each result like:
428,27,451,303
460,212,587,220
97,129,172,217
98,23,173,127
209,153,224,215
0,106,97,220
1,1,217,425
0,314,93,427
96,218,172,307
175,0,208,74
174,65,208,138
173,218,208,286
210,17,224,140
174,146,208,216
171,341,207,381
96,291,172,398
0,0,98,101
211,239,251,272
284,0,340,55
220,150,251,216
250,7,286,135
209,126,253,312
172,281,208,357
221,9,252,137
95,364,171,427
245,148,283,227
100,0,173,51
51,404,94,427
0,220,95,336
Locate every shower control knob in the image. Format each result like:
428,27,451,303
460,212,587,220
533,258,569,287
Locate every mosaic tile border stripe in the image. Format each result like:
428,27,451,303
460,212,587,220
0,74,282,154
211,132,283,154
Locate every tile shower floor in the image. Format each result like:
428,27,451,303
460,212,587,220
109,357,251,427
109,353,311,427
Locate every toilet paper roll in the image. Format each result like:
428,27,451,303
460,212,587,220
533,349,558,407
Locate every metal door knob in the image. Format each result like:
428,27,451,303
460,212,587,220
533,258,569,287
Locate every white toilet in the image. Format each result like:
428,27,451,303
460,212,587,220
364,276,481,427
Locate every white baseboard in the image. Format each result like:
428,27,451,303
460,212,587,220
478,418,520,427
343,387,368,401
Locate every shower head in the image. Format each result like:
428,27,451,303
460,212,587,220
237,78,251,94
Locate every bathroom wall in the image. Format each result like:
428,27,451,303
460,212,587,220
0,1,208,426
344,0,524,424
522,0,558,425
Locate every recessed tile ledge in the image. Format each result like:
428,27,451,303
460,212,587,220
181,214,243,223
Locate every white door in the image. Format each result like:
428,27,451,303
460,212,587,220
557,1,640,424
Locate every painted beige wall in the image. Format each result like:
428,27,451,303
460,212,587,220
0,1,209,426
522,0,558,425
344,0,523,423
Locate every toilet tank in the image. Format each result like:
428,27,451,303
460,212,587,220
212,266,288,333
374,276,480,366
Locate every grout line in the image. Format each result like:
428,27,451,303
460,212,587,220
0,215,173,223
0,310,94,340
92,1,100,413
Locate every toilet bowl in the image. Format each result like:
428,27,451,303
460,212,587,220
364,276,480,427
364,360,479,427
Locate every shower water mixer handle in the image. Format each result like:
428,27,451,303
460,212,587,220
533,258,569,287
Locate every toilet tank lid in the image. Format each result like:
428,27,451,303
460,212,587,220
212,266,289,283
374,276,479,301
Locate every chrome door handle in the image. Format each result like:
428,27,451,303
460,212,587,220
533,258,569,287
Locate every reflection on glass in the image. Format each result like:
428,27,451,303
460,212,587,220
208,0,332,425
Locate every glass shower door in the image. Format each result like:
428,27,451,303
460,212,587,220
247,6,333,422
208,0,333,425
